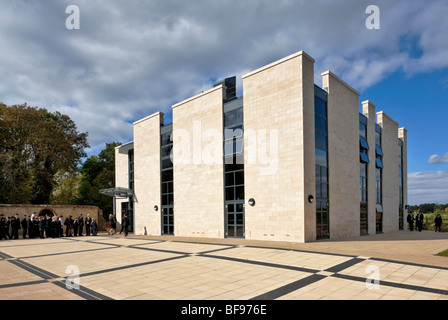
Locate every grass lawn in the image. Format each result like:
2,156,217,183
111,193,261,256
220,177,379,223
436,249,448,257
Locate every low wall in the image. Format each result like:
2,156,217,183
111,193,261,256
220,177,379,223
0,204,105,231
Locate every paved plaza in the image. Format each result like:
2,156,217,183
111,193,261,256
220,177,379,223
0,231,447,300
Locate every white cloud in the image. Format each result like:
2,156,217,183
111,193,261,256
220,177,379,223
428,153,448,165
0,0,447,154
408,171,448,205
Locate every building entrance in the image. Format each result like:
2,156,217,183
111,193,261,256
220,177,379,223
162,206,174,236
225,201,244,238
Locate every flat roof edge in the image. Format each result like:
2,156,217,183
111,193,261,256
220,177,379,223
242,51,315,79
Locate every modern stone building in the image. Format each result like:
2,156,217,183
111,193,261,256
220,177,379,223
112,51,408,243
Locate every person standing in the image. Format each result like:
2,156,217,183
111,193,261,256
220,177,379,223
416,211,424,232
32,217,39,239
21,215,29,239
44,215,51,238
78,214,84,236
435,214,443,232
11,214,21,240
91,218,98,236
4,216,11,240
0,215,6,240
85,214,92,236
58,215,64,237
407,212,415,231
38,216,45,239
73,217,79,236
64,215,72,237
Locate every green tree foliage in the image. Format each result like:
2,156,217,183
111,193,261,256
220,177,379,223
0,103,89,204
76,142,122,218
408,203,448,214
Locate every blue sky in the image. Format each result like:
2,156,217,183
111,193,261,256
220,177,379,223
0,0,447,204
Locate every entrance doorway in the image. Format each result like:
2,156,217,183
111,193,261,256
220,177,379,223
38,209,56,217
121,201,134,232
162,206,174,235
225,201,244,238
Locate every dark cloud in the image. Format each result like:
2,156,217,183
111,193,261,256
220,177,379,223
0,0,447,153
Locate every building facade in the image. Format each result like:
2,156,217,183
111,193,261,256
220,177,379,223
114,51,408,243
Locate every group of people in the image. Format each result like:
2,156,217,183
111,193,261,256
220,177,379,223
108,213,131,237
0,212,99,240
407,211,444,232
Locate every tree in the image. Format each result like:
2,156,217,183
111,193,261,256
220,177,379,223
0,103,89,204
76,142,121,218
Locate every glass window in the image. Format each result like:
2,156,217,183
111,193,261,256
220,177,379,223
375,131,381,147
225,172,234,187
315,116,327,134
235,186,244,200
224,108,243,128
161,169,173,182
224,126,243,141
235,171,244,186
375,144,383,157
359,122,367,138
225,187,234,201
376,157,384,168
161,132,172,146
315,133,327,151
360,136,369,150
315,149,327,167
376,168,382,204
161,145,173,158
162,158,173,170
360,151,370,163
315,97,327,117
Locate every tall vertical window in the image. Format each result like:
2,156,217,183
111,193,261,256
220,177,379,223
359,115,369,235
375,125,383,234
129,150,134,191
126,150,134,231
315,86,329,240
398,139,404,230
224,99,245,238
161,125,174,236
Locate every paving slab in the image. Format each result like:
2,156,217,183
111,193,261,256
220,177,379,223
0,230,447,300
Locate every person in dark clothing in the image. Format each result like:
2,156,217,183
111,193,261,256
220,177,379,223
21,215,29,239
91,218,98,236
0,215,5,240
73,218,79,236
64,215,73,237
435,214,443,232
38,217,45,239
108,214,117,235
32,217,39,239
45,215,52,238
50,216,59,238
58,216,64,237
3,216,11,239
85,214,92,236
416,211,424,232
407,212,415,231
78,214,84,236
11,214,21,239
120,214,130,237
